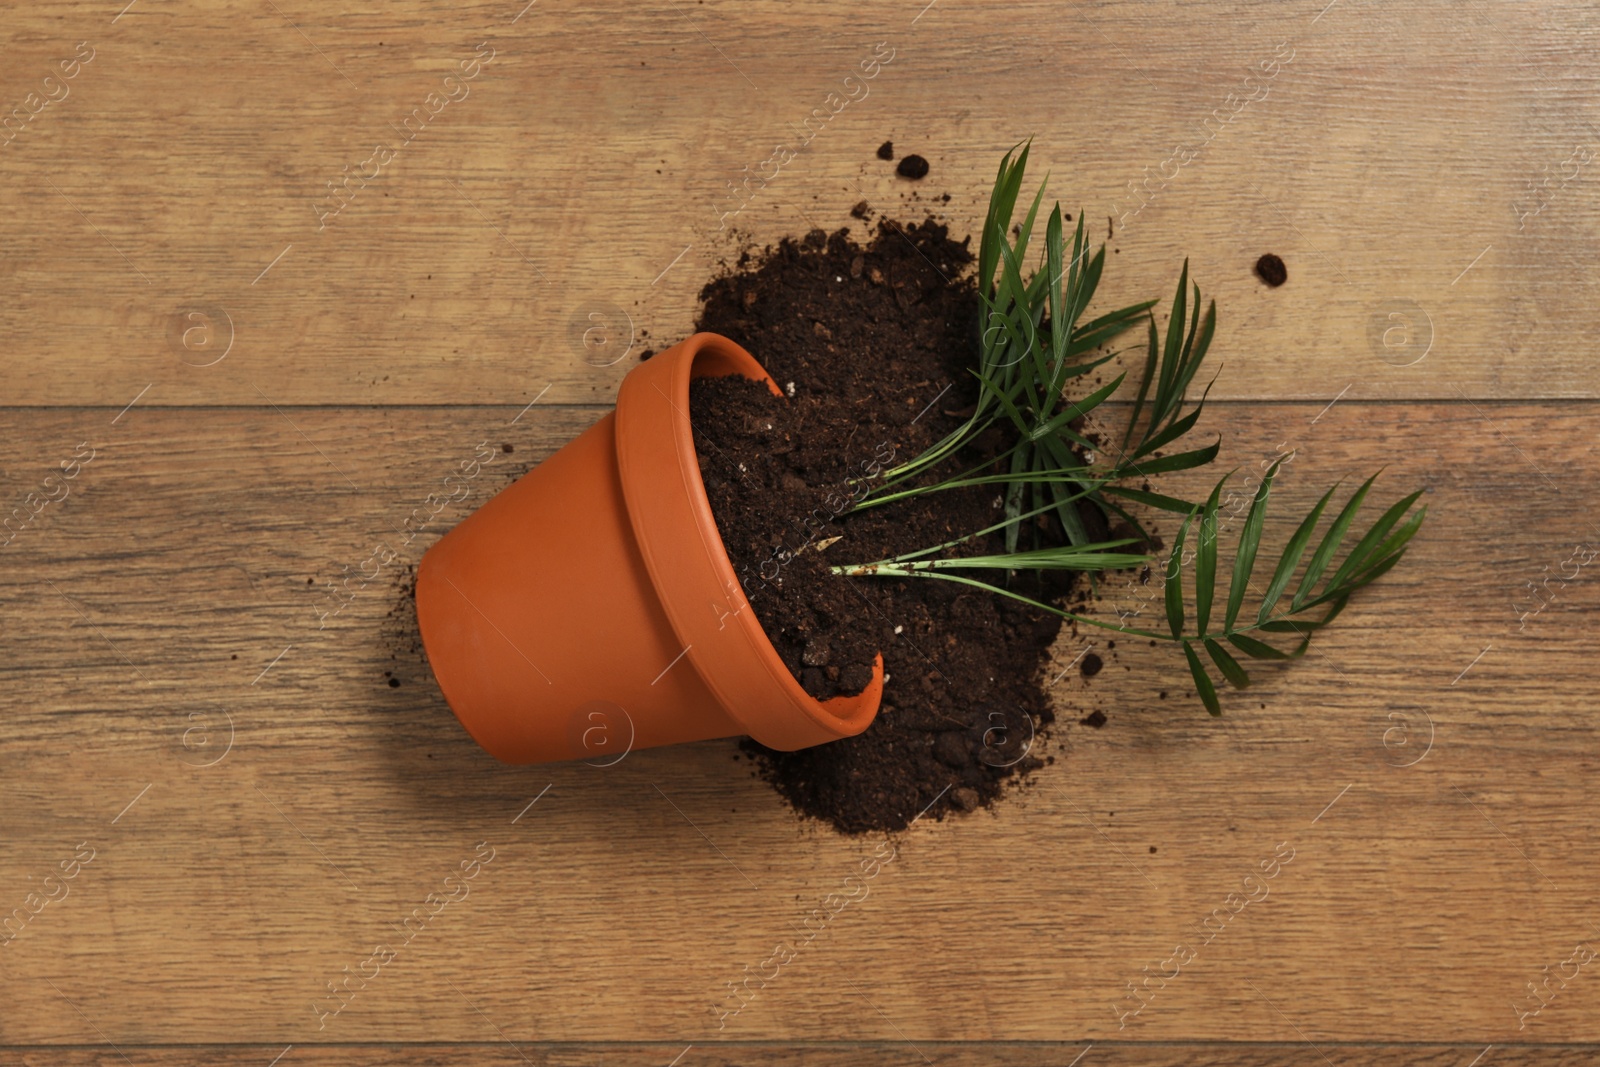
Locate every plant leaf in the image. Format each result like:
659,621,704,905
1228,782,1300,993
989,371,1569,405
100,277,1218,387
1363,505,1428,567
994,225,1049,404
1226,632,1292,660
1003,445,1029,554
1117,440,1222,478
1158,260,1189,408
1164,297,1214,422
851,146,1432,723
1225,460,1279,631
1075,299,1158,344
1165,508,1196,639
1335,549,1408,593
1292,472,1379,610
1204,638,1251,688
1326,490,1425,592
1069,230,1103,327
978,141,1030,294
1010,177,1050,282
1036,433,1093,545
1071,300,1154,357
1183,640,1221,715
990,226,1043,384
1257,618,1325,635
1029,373,1127,442
969,355,1032,434
1195,476,1227,636
1329,508,1426,596
1102,484,1200,514
1130,383,1213,460
1095,495,1153,547
1056,349,1123,381
1122,315,1160,449
1257,482,1336,624
913,540,1148,573
1045,204,1067,372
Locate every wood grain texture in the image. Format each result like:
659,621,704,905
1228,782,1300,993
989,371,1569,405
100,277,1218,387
8,1044,1600,1067
2,0,1599,405
1,399,1597,1053
5,0,1600,1060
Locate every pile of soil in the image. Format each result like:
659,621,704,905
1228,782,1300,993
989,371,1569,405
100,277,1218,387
689,216,1100,834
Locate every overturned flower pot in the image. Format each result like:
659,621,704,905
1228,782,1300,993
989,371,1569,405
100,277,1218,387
417,141,1425,832
415,331,885,764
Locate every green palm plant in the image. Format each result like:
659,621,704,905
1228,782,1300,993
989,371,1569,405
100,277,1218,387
829,140,1426,713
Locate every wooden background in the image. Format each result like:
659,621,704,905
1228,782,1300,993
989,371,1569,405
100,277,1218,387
3,0,1598,1063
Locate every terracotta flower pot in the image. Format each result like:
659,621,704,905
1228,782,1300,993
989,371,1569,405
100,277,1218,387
415,332,884,764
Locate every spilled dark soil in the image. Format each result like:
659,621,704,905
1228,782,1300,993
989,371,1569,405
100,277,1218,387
688,216,1099,834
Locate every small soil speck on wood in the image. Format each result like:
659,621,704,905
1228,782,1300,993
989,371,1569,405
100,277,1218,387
1254,253,1287,287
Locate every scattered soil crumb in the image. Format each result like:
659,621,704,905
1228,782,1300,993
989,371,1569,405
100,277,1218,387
896,154,930,180
1255,253,1287,287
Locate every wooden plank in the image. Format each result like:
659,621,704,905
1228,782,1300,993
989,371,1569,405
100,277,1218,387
1,399,1597,1045
5,1043,1600,1067
2,1,1598,405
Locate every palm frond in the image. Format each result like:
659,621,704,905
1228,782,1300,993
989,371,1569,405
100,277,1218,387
828,142,1426,717
1166,460,1427,711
